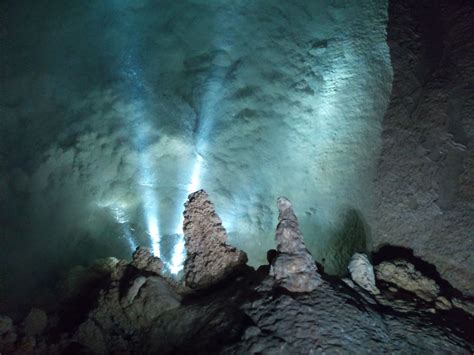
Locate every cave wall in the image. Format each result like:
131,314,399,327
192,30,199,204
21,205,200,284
0,0,392,311
374,0,474,296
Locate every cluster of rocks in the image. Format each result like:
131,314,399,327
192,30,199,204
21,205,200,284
347,252,474,317
1,191,472,354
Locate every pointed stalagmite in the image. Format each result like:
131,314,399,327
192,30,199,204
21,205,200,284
183,190,248,289
269,197,322,292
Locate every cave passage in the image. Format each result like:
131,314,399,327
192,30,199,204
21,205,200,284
0,0,392,308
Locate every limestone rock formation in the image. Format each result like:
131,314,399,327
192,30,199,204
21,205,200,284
228,281,471,354
183,190,247,289
269,197,322,292
375,259,440,301
348,253,380,295
130,246,164,275
73,255,182,354
1,245,473,354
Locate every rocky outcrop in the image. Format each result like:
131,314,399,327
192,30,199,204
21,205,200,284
130,246,163,275
269,197,322,292
1,193,473,354
183,190,248,289
374,0,474,296
73,252,182,354
375,259,440,301
227,281,471,354
348,253,380,295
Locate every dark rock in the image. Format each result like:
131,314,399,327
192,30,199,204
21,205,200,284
226,281,470,354
23,308,47,336
0,316,12,336
373,0,474,297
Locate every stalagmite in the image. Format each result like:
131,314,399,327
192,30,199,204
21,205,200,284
183,190,248,289
269,197,322,292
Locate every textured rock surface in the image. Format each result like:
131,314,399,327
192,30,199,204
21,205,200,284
1,250,472,354
130,246,164,275
269,197,322,292
73,256,182,354
375,260,440,301
374,0,474,296
348,253,380,295
226,281,470,354
183,190,248,289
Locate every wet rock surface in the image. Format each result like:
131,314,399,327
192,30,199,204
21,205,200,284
183,190,248,289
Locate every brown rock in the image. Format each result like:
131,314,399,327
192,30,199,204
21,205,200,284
183,190,248,289
269,197,322,292
131,246,164,275
375,260,440,301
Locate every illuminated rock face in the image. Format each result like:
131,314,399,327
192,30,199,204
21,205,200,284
183,190,247,289
0,0,392,304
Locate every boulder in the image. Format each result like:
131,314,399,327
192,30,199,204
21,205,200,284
375,260,440,301
269,197,322,292
122,276,181,328
348,253,380,295
183,190,248,289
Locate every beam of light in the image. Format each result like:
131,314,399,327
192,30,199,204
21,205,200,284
141,185,161,257
119,41,163,258
146,215,161,257
166,5,241,274
168,153,204,274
